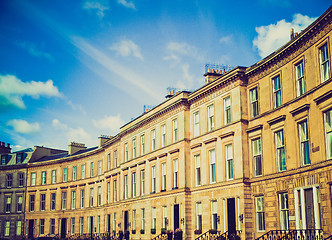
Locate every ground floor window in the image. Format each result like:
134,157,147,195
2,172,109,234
255,196,265,231
16,221,22,236
5,221,10,236
294,186,322,229
279,193,289,230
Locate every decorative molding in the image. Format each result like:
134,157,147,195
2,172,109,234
70,185,77,188
246,125,263,133
158,153,167,158
219,131,235,139
60,186,68,189
203,137,217,145
267,115,286,126
148,157,157,162
290,104,310,116
314,89,332,104
190,143,202,149
169,148,180,154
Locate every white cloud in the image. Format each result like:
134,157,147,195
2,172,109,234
253,14,316,58
164,41,203,64
7,119,40,134
109,39,144,60
0,74,62,109
83,0,109,18
16,41,53,61
92,114,125,134
52,119,93,145
118,0,135,9
219,35,233,44
66,100,87,115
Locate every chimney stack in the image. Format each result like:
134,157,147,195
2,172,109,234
290,28,295,40
68,142,86,155
204,68,223,84
0,141,11,154
98,135,111,147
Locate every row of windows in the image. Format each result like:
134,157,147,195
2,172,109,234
250,109,332,178
4,173,24,188
254,185,323,232
249,43,330,118
28,187,102,212
0,220,22,236
3,195,23,213
30,161,103,186
0,153,24,165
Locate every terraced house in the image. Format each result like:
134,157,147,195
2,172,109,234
1,5,332,240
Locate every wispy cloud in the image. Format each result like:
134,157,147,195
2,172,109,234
7,119,40,134
92,114,125,134
70,36,161,102
16,41,53,61
83,0,110,18
253,14,316,58
66,100,87,115
109,39,144,60
117,0,136,9
0,74,62,110
219,35,233,44
52,119,94,145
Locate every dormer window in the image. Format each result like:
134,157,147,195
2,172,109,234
1,155,7,165
16,153,23,164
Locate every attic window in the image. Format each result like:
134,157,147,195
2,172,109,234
17,153,23,164
1,155,7,165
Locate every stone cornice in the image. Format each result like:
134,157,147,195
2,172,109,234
189,67,246,105
119,97,189,137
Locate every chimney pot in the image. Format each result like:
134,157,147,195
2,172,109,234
290,28,294,40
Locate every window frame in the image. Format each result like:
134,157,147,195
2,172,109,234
319,42,331,82
255,196,265,232
224,96,231,125
250,87,259,118
272,75,282,108
207,104,215,131
295,60,305,97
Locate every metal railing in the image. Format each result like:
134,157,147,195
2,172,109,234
152,232,169,240
195,230,223,240
325,235,332,240
256,229,324,240
217,230,241,240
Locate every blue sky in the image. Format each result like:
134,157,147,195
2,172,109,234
0,0,330,151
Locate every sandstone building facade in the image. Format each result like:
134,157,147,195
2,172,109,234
1,5,332,240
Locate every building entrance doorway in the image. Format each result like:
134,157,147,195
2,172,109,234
305,188,315,228
227,198,236,234
28,219,34,238
174,204,180,230
60,218,67,239
89,216,94,235
124,211,129,231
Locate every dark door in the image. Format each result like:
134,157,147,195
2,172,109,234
28,219,34,238
124,211,129,231
174,204,180,230
227,198,236,234
305,189,315,229
90,216,94,234
107,214,111,233
61,218,67,239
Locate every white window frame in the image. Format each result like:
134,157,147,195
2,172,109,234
255,196,265,232
275,129,286,171
272,75,282,108
141,134,145,155
252,138,262,177
209,149,216,183
194,111,200,137
208,104,214,131
161,124,166,147
324,109,332,159
226,144,233,180
250,87,259,117
151,129,156,151
173,159,178,189
173,118,178,142
279,192,289,230
295,60,305,96
319,42,330,82
195,154,201,186
151,166,156,193
224,96,231,125
133,138,137,159
161,163,166,191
